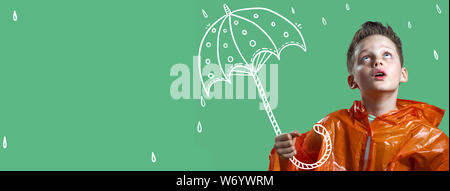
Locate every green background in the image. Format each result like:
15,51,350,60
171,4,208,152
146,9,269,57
0,0,448,170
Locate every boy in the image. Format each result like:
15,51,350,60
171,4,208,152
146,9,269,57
269,21,449,171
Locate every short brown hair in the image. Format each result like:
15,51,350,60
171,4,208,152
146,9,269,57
346,21,403,73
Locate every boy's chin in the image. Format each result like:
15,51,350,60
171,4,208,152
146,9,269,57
360,87,399,94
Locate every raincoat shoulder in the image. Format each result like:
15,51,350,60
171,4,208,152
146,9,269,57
386,99,449,170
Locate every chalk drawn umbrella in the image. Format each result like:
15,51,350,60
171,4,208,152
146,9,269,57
198,4,332,169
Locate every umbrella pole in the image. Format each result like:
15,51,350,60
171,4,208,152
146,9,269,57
251,73,332,170
251,73,282,136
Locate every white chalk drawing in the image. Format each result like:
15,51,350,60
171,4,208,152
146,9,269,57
291,7,295,14
197,4,332,170
433,49,439,61
436,4,442,14
202,9,208,18
197,121,203,133
408,21,412,29
345,3,350,11
2,136,7,149
200,96,206,107
322,17,327,26
227,56,234,62
13,10,18,22
151,152,156,163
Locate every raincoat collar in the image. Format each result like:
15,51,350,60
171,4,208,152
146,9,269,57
349,99,445,127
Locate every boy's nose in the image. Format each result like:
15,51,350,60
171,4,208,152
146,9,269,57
373,60,383,67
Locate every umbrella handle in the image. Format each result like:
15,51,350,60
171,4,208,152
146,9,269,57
251,74,332,170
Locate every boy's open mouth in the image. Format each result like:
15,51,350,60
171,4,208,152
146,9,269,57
373,69,386,80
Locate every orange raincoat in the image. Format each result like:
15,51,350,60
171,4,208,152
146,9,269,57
269,99,449,171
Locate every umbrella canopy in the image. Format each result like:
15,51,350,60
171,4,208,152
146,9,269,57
198,4,306,96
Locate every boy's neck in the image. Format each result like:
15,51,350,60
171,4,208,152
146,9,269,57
360,89,399,117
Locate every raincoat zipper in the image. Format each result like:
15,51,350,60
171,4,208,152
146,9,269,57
362,136,371,170
362,115,375,171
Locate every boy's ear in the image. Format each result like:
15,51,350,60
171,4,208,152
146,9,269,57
347,75,358,89
400,67,408,83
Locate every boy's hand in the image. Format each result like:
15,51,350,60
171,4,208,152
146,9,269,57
275,130,301,159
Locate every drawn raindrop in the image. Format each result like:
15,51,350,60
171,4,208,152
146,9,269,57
200,96,206,107
408,21,412,29
291,7,295,14
202,9,208,18
242,29,247,35
2,136,7,149
253,13,259,19
433,49,439,61
283,32,289,38
151,152,156,163
322,17,327,26
197,121,203,133
13,10,17,22
345,3,350,11
436,4,442,14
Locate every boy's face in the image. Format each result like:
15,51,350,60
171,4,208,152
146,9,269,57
348,35,408,93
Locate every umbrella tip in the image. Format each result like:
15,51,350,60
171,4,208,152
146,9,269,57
223,4,231,15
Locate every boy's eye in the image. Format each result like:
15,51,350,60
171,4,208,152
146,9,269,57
383,53,392,58
361,56,370,62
